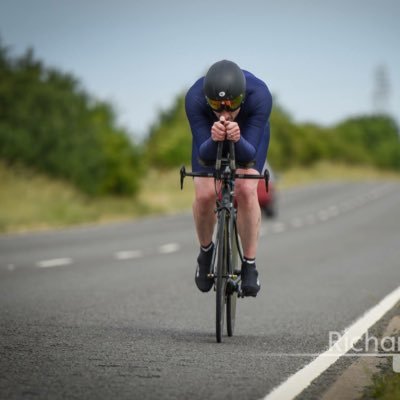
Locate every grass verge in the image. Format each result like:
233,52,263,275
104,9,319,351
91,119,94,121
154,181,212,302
367,367,400,400
276,161,400,189
0,161,399,234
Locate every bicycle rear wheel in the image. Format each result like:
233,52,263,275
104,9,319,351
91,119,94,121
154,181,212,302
215,209,228,343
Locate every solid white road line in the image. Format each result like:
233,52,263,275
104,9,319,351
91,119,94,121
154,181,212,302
159,243,180,254
36,258,73,268
115,250,143,260
262,284,400,400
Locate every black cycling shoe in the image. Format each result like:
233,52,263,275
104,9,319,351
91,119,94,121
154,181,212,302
240,262,260,297
195,244,214,292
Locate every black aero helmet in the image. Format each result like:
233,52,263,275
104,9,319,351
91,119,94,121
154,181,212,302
203,60,246,111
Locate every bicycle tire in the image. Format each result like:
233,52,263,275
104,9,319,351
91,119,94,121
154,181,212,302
216,209,228,343
226,219,238,336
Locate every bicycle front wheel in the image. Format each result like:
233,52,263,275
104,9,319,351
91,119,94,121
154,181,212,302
226,228,239,337
216,209,228,343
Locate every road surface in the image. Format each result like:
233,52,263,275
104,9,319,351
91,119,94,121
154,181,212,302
1,181,400,399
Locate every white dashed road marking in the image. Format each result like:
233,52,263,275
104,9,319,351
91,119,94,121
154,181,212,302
271,222,286,233
327,205,339,217
159,243,180,254
290,218,303,228
36,258,73,268
115,250,143,260
305,214,316,225
339,202,353,212
317,210,330,221
266,185,394,236
14,184,392,271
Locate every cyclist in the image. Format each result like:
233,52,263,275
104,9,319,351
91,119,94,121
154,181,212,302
185,60,272,297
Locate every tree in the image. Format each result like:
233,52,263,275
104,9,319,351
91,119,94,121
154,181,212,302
0,40,143,196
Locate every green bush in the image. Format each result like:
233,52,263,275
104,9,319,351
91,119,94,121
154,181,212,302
145,95,191,169
0,41,142,196
334,115,400,170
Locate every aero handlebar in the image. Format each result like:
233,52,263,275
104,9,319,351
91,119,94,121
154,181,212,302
180,140,269,192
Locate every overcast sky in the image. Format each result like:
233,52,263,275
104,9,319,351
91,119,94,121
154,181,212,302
1,0,399,139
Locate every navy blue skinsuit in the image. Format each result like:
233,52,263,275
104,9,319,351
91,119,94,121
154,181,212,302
185,70,272,173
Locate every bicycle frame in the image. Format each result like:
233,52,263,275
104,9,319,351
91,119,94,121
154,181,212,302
210,165,241,280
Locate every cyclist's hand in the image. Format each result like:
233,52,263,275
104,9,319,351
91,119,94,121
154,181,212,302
226,121,240,142
211,117,227,141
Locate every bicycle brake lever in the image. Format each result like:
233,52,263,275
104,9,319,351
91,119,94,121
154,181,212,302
180,166,186,190
264,169,270,192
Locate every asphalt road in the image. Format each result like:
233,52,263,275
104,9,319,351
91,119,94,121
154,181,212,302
1,180,400,400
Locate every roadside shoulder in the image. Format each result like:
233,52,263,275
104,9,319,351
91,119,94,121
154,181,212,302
295,302,400,400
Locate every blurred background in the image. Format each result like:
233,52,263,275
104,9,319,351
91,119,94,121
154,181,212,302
0,0,399,233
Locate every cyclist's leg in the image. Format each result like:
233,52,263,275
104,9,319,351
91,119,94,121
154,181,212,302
192,177,219,292
193,177,218,247
235,169,261,296
234,169,261,259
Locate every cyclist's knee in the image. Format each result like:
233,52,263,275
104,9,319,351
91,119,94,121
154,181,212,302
194,178,215,207
195,191,215,207
235,180,258,205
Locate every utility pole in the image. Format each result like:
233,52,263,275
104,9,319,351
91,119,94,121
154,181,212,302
372,65,390,114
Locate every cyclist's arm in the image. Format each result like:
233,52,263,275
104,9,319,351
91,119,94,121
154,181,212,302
185,91,219,162
234,87,272,162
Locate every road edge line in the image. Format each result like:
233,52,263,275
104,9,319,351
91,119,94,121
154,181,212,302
262,285,400,400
